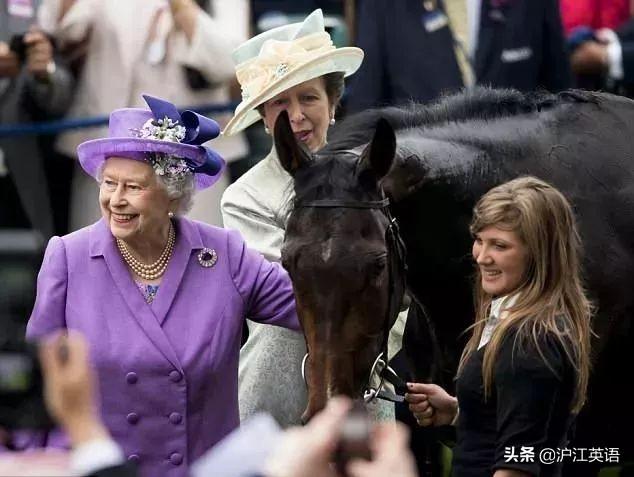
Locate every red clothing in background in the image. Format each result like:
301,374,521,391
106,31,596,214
560,0,630,35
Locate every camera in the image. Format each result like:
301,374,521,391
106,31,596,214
334,401,373,476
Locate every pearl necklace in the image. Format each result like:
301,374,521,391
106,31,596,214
117,224,175,280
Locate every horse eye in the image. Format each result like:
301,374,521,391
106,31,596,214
369,255,388,278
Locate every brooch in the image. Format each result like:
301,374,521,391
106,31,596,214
197,248,218,268
274,63,289,79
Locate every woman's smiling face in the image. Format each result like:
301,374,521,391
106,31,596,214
262,76,334,152
99,157,173,245
472,225,529,297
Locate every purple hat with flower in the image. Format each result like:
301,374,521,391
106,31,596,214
77,95,225,189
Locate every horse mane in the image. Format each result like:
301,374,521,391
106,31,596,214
325,87,599,153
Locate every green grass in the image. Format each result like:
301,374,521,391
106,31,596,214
598,466,622,477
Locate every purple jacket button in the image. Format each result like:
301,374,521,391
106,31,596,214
169,412,182,424
169,370,182,382
128,454,140,462
169,452,183,465
126,372,138,384
127,412,140,424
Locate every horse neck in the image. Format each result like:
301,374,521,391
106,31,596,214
383,139,493,370
384,133,491,203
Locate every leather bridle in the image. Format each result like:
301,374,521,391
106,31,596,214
296,193,409,403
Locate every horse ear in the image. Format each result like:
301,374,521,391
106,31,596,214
274,110,311,175
358,117,396,180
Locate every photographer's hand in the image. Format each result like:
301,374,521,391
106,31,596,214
263,397,352,477
24,29,55,83
347,422,417,477
39,332,109,448
0,42,20,78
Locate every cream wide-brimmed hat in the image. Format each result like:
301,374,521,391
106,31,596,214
222,9,364,136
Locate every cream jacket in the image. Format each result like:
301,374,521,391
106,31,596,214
221,149,307,427
38,0,248,162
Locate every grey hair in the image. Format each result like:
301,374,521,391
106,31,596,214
95,155,196,215
155,165,195,215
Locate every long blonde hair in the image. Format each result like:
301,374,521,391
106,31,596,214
457,176,592,413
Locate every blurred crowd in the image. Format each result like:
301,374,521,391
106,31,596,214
2,0,634,241
1,1,634,476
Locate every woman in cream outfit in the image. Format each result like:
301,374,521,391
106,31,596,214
38,0,249,230
221,9,402,427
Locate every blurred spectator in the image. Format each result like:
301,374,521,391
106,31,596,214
570,21,634,96
561,0,631,90
0,28,73,239
195,397,418,477
37,0,249,231
2,333,417,477
0,333,134,477
260,399,418,477
560,0,630,36
347,0,571,113
40,333,136,477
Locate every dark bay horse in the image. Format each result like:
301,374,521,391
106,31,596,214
276,88,634,475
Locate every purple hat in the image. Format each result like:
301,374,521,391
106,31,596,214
77,95,225,189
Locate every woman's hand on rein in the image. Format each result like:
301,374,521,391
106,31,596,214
405,382,458,427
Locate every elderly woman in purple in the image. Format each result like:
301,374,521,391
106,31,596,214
26,95,300,477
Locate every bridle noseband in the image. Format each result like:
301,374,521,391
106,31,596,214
296,192,409,403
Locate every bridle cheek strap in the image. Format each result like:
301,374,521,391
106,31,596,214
297,193,409,403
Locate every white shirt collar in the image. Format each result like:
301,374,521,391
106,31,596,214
489,293,519,321
478,292,520,349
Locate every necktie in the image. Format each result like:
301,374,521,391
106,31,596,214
443,0,475,87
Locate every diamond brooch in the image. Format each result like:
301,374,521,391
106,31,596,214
197,248,218,268
274,63,289,78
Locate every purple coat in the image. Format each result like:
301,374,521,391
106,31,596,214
26,217,300,477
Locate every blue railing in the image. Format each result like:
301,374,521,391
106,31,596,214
0,101,239,138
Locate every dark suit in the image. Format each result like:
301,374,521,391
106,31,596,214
347,0,572,112
617,19,634,86
0,63,73,239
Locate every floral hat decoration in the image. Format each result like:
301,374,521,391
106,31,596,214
222,9,364,136
77,95,225,189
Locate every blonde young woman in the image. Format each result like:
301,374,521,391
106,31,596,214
406,177,592,477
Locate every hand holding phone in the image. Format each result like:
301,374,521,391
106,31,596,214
263,397,352,477
345,421,418,477
334,401,372,476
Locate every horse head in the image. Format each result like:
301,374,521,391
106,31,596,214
276,111,404,422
